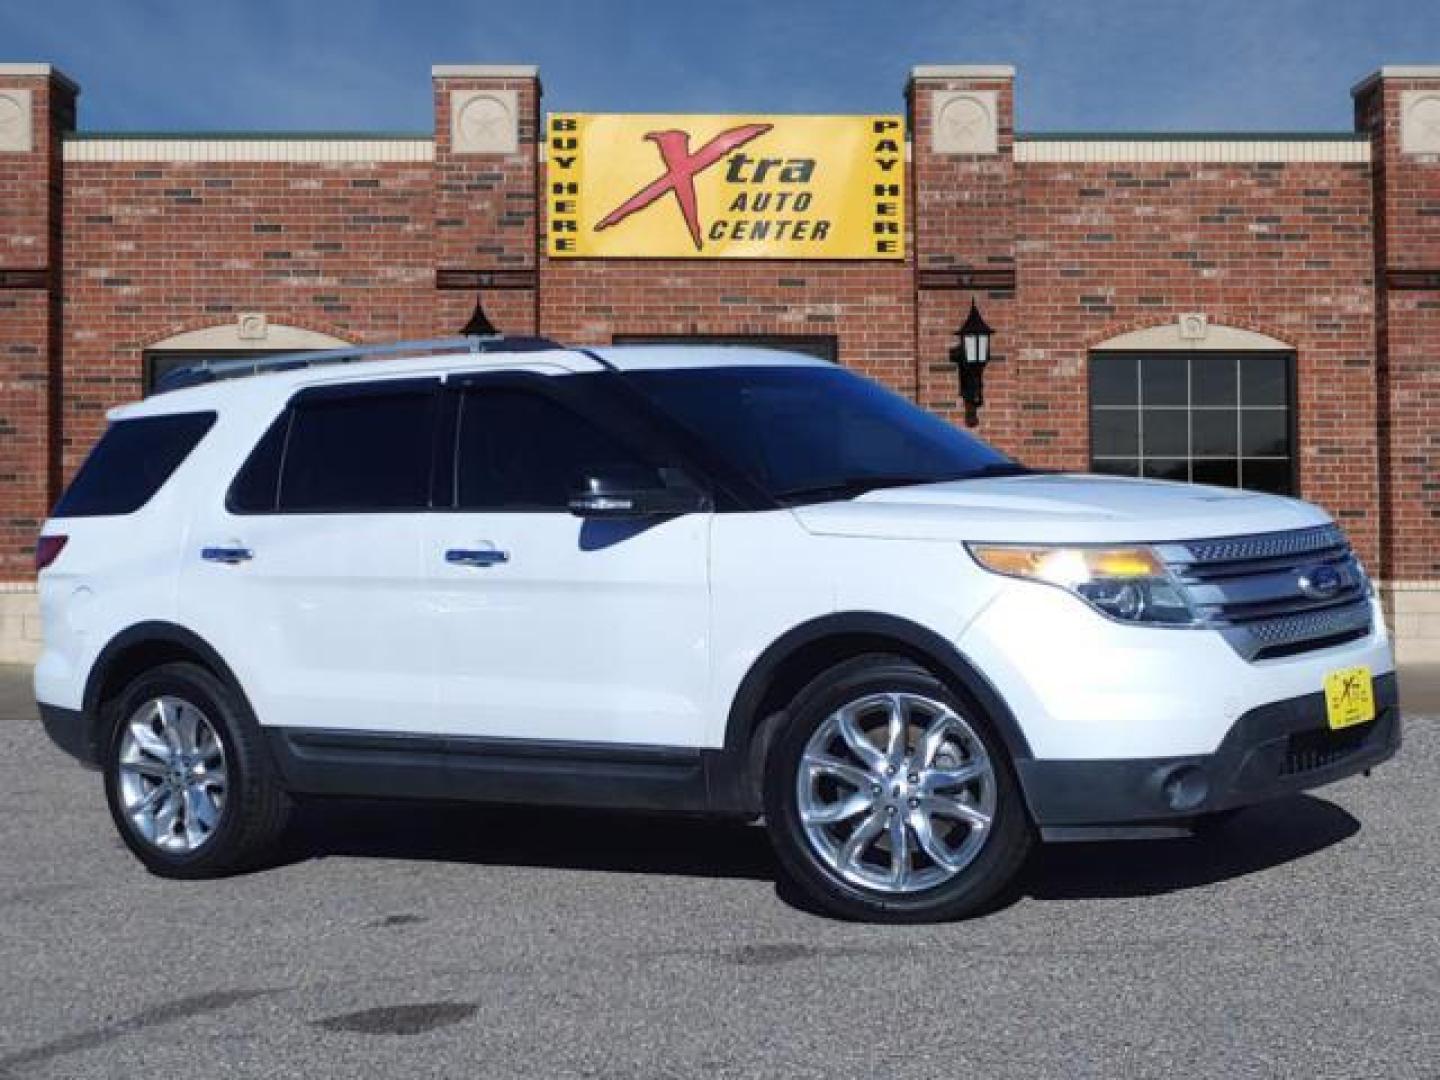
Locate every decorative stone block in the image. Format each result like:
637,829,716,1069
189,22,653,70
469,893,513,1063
237,312,268,340
0,88,33,153
932,90,998,155
450,88,519,155
1178,313,1209,340
1400,90,1440,155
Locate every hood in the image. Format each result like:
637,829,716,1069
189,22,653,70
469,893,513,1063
790,473,1331,545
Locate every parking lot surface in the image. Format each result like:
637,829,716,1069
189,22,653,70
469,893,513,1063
2,664,1436,1079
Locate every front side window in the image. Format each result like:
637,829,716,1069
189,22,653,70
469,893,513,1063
1089,351,1294,495
53,412,216,518
625,365,1021,504
277,383,437,512
455,386,662,511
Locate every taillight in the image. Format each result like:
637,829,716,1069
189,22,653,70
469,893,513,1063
35,534,68,572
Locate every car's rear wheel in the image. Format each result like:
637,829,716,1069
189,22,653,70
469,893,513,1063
102,661,291,877
764,654,1033,922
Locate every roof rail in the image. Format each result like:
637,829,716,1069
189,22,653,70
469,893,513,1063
152,334,564,394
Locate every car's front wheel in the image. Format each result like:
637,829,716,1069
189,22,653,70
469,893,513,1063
102,661,291,878
764,654,1033,922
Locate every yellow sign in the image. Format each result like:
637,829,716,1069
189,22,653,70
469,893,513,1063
1323,665,1376,730
547,113,905,259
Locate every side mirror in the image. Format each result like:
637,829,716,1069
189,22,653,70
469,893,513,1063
568,466,711,518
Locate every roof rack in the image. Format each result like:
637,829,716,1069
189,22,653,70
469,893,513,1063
152,334,564,394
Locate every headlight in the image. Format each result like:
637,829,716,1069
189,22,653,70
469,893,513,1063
967,543,1199,626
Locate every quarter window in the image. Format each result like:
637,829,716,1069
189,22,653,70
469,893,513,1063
53,412,216,518
1089,352,1294,495
455,387,661,511
277,383,438,512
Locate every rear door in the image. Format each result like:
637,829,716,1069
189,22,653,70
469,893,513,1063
180,377,441,735
423,372,713,746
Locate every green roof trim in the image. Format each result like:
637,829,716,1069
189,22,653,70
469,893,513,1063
65,131,432,141
1018,131,1369,142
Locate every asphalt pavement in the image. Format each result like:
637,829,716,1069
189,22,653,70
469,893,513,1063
1,664,1436,1079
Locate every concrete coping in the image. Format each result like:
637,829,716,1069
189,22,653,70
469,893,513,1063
431,64,539,79
0,62,79,93
910,64,1015,81
1351,65,1440,96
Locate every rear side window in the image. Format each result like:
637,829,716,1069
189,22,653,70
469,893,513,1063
277,384,438,512
52,412,216,518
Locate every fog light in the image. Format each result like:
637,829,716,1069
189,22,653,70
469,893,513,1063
1160,765,1209,811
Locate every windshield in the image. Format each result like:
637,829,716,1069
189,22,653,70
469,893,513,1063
625,364,1024,504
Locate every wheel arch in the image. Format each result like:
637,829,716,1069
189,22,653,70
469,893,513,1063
80,621,256,762
711,612,1032,812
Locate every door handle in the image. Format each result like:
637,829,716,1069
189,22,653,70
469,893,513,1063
201,546,253,564
445,548,509,568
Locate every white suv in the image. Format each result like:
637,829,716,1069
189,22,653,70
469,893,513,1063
33,338,1400,921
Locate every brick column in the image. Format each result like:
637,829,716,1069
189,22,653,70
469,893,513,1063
907,66,1021,446
0,64,74,659
0,65,75,578
1355,66,1440,661
430,65,541,336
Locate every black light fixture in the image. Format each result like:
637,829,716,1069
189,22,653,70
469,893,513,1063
460,293,499,337
949,299,994,427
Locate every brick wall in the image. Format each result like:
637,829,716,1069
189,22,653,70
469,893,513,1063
910,70,1017,430
431,70,541,334
1011,156,1380,564
60,156,438,470
1356,72,1440,582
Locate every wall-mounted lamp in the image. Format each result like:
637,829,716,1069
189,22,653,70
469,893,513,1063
949,300,994,427
460,293,499,337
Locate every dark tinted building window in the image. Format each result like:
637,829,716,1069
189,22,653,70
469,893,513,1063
1089,352,1294,495
455,387,660,511
52,412,216,518
279,384,437,512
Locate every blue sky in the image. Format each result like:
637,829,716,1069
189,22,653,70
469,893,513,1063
4,0,1437,133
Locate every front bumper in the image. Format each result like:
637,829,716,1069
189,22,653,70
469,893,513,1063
1018,672,1400,840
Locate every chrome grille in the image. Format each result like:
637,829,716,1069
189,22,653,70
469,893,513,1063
1179,524,1346,565
1158,526,1372,661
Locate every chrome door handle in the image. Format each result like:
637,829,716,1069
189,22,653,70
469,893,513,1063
445,548,509,567
201,546,253,564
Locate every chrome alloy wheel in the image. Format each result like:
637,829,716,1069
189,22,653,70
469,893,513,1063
116,695,227,854
796,692,996,894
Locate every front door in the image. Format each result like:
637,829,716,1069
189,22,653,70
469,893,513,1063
424,374,712,747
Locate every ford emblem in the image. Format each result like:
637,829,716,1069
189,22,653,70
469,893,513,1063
1297,564,1343,600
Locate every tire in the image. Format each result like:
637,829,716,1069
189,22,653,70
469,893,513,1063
102,661,291,878
764,654,1033,922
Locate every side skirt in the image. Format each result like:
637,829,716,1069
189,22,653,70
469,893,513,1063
263,728,740,814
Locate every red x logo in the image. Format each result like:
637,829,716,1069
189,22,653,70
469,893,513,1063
595,123,773,251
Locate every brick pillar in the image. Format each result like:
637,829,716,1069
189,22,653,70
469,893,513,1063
1355,66,1440,661
430,65,541,336
907,66,1021,448
0,64,75,584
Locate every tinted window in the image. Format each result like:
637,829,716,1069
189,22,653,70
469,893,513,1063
456,387,661,511
53,412,215,518
227,412,290,513
279,385,437,512
1089,351,1295,496
625,366,1018,503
